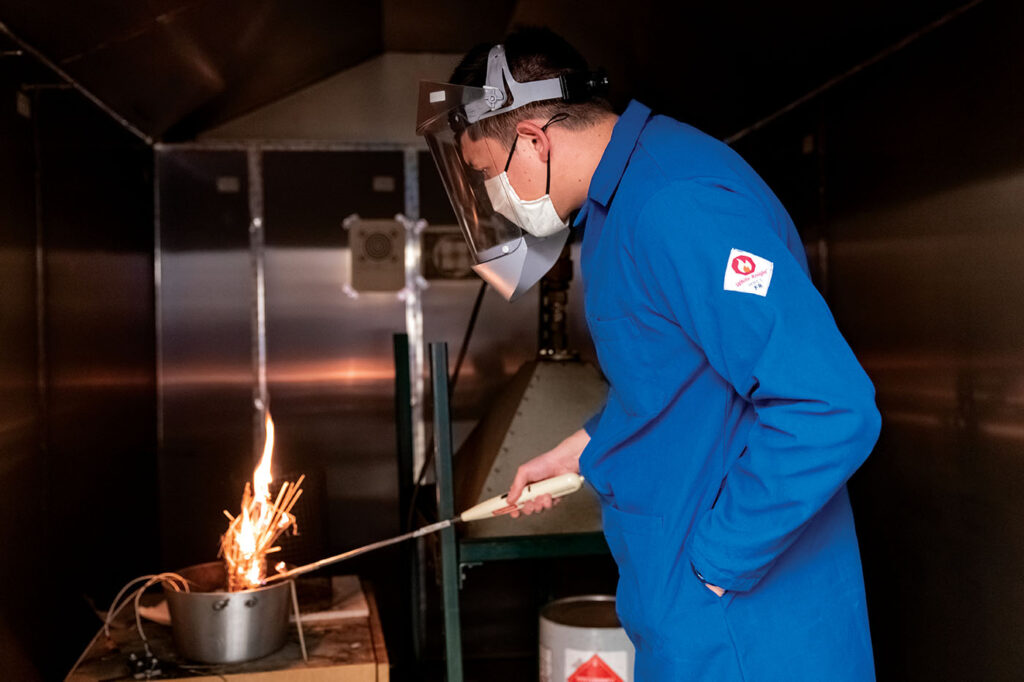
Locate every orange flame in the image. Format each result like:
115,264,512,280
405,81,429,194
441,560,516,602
220,412,303,591
253,413,275,504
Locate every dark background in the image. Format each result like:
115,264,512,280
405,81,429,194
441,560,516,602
0,1,1020,679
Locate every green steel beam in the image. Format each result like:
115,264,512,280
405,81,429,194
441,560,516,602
393,334,421,664
393,333,414,527
431,342,463,682
459,532,609,563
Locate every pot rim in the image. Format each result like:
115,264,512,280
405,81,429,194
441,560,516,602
165,560,293,597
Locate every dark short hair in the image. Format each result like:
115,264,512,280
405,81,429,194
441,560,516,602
450,26,613,148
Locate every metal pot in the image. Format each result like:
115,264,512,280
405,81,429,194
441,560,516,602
164,561,291,664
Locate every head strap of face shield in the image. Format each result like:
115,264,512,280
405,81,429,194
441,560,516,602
463,44,609,124
503,112,571,194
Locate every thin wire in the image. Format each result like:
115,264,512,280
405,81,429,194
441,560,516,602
134,577,171,649
102,572,189,658
450,281,488,390
71,574,182,679
725,0,987,145
103,574,185,638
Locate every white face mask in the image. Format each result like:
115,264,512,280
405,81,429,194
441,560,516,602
483,113,571,239
484,172,568,238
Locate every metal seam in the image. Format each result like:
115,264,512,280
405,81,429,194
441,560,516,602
725,0,987,145
402,147,427,480
0,21,153,144
247,147,268,459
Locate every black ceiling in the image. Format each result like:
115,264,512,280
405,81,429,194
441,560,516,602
0,0,976,142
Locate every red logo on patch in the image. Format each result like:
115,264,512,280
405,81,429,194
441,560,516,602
731,255,756,275
568,654,623,682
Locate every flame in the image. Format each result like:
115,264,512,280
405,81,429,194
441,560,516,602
231,492,266,588
238,414,275,587
253,413,275,503
238,509,256,555
220,412,302,591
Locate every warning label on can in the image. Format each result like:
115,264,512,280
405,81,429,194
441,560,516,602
566,650,626,682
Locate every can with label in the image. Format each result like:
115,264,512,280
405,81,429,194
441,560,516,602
539,595,634,682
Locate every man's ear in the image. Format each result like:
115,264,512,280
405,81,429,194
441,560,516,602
514,120,551,163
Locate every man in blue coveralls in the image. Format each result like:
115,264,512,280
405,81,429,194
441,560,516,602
416,27,881,681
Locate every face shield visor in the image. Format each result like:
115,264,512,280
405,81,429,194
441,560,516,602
415,46,608,301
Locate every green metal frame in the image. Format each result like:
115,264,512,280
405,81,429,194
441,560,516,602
459,532,608,563
428,342,610,682
393,334,420,664
431,343,464,681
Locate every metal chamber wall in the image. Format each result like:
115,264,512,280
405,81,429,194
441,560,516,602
0,52,43,682
154,147,597,559
153,145,596,664
733,2,1024,679
0,60,157,678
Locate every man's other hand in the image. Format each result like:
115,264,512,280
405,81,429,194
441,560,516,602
507,428,590,518
705,583,726,597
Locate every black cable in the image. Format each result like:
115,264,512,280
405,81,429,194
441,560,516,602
450,280,488,391
403,280,488,531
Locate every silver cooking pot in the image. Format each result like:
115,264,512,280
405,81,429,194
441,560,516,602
164,561,291,663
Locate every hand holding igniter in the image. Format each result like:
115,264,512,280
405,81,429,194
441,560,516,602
458,472,585,520
264,473,585,584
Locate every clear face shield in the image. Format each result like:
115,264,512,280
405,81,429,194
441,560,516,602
415,46,608,301
415,80,567,301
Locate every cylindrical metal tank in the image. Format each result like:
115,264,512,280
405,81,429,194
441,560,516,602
540,595,634,682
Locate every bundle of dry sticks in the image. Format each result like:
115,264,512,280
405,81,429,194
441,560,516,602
220,473,305,591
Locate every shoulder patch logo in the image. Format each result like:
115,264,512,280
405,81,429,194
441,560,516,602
724,248,773,296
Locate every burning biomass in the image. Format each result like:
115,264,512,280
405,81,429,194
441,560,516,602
219,414,304,591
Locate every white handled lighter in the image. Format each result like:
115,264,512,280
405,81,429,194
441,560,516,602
458,473,585,522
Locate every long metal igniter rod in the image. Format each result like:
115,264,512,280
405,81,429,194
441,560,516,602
263,472,585,584
265,518,457,583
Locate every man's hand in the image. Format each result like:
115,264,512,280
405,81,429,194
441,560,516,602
705,583,726,597
507,429,590,518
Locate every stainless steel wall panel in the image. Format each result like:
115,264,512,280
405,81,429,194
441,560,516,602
423,279,538,425
0,60,45,680
261,150,407,549
262,247,406,547
830,179,1024,680
157,150,255,569
260,150,412,655
27,86,157,678
264,150,406,245
732,2,1024,678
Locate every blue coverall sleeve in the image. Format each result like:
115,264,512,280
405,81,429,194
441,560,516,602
634,180,881,593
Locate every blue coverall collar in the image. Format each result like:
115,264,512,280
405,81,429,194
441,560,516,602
573,100,652,227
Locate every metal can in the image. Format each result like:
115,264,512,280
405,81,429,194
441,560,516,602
539,595,635,682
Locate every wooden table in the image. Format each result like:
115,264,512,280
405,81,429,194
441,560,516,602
67,576,389,681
